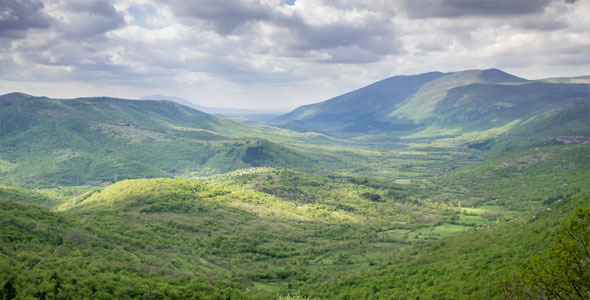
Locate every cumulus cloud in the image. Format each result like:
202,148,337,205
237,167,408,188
155,0,401,64
164,0,277,35
58,0,126,38
0,0,51,39
0,0,588,109
399,0,573,19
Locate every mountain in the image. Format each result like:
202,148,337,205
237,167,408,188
273,71,446,134
540,75,590,84
140,95,288,119
0,93,324,187
1,73,589,299
273,69,589,140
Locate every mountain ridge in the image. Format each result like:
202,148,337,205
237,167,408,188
0,94,326,187
272,68,589,138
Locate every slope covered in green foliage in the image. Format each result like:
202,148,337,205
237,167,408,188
304,192,589,299
439,143,590,210
1,142,588,299
0,200,256,299
0,93,335,187
0,174,453,299
0,70,588,299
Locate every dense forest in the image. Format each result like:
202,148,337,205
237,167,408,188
0,69,588,299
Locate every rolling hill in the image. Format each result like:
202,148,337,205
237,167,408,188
0,93,325,187
0,171,455,299
273,69,589,140
1,150,588,299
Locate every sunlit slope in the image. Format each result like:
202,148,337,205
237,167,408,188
391,68,526,121
0,173,457,299
0,93,325,187
432,82,589,131
2,141,588,299
3,156,587,299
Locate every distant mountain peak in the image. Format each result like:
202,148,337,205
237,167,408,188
439,68,526,84
476,68,527,83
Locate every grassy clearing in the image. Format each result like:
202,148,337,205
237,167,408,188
408,223,472,240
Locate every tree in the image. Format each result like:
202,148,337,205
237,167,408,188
2,280,17,300
523,207,590,299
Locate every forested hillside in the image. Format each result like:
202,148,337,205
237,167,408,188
0,93,336,187
0,69,588,299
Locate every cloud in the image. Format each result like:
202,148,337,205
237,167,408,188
57,0,126,38
400,0,573,19
0,0,588,109
164,0,278,35
0,0,51,39
155,0,401,64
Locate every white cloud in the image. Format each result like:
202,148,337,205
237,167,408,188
0,0,588,109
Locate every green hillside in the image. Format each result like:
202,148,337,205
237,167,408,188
1,146,588,299
0,70,588,299
306,192,589,299
0,185,58,207
0,199,256,299
0,93,331,187
0,173,457,299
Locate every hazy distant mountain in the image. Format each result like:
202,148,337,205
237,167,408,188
140,94,199,109
140,95,289,119
273,69,589,138
539,75,590,84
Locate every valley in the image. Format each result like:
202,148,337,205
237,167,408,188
0,69,588,299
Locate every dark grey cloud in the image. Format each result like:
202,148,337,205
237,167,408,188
166,0,276,35
4,0,126,77
158,0,401,64
0,0,51,39
290,20,385,51
59,0,126,38
401,0,572,18
284,18,400,64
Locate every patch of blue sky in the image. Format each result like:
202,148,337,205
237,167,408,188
127,4,165,29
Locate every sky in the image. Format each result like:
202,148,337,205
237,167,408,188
0,0,588,109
